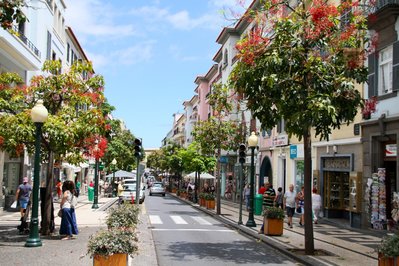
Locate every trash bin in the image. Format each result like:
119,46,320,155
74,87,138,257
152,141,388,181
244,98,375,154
254,194,263,215
88,187,94,201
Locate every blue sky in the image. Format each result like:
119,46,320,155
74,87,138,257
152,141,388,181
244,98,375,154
65,0,248,148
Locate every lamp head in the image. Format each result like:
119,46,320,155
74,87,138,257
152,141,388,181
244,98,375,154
31,100,48,123
111,158,117,165
248,131,258,148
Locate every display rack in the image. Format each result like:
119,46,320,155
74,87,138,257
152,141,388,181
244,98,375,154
370,168,386,230
325,171,350,210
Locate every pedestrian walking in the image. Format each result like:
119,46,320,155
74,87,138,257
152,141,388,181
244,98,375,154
15,177,32,219
312,187,322,224
56,179,62,200
284,184,296,228
274,187,284,208
243,184,251,211
59,180,78,240
296,186,305,226
259,182,276,234
75,179,81,198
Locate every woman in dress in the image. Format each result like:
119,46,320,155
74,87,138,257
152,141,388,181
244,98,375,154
59,180,78,240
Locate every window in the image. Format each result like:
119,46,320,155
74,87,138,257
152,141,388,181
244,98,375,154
223,49,228,66
378,46,393,95
46,31,52,60
67,43,70,62
276,119,285,134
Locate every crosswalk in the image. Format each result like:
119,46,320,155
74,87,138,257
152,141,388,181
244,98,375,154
149,215,213,226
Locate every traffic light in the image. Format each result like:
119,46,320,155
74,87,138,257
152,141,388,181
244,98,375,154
134,138,142,158
239,144,246,164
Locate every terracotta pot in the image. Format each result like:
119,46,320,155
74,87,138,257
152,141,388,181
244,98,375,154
206,200,215,210
263,217,283,236
378,253,399,266
93,253,128,266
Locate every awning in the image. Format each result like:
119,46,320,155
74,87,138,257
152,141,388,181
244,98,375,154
62,163,81,173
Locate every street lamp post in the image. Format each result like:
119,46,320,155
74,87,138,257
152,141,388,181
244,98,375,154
111,158,117,197
92,141,99,209
245,132,258,227
25,100,48,247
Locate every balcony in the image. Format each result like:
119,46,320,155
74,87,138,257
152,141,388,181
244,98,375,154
12,25,41,57
366,0,399,30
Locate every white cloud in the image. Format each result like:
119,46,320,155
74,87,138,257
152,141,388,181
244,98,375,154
65,0,137,39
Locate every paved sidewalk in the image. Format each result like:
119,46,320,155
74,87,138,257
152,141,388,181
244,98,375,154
170,193,385,266
0,195,157,266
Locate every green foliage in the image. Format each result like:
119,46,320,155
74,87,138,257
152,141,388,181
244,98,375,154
103,128,137,171
87,228,138,258
0,0,26,30
106,204,140,229
204,193,215,200
263,206,285,220
378,233,399,257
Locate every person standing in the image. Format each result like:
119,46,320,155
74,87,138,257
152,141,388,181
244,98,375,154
56,179,62,200
15,177,32,219
297,186,305,226
59,180,78,240
259,182,276,234
75,179,81,198
284,184,296,228
274,187,284,208
312,187,322,224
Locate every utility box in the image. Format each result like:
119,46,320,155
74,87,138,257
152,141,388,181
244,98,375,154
254,194,263,215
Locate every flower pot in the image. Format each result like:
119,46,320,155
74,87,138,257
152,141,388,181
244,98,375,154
199,198,205,207
172,188,177,193
206,199,215,210
363,113,371,120
263,217,283,236
378,253,399,266
93,253,128,266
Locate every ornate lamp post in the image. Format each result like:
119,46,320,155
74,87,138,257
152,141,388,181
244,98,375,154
245,132,258,227
25,100,48,247
111,158,117,197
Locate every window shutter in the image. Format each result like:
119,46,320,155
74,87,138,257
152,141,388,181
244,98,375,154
46,31,52,60
368,53,378,97
277,120,281,133
392,41,399,91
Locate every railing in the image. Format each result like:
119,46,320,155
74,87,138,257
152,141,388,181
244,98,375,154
363,0,399,13
12,25,41,58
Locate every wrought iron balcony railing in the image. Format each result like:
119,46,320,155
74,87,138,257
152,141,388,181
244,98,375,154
12,25,41,58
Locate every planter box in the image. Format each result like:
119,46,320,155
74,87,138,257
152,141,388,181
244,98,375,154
206,200,215,210
94,253,128,266
263,218,283,236
378,253,399,266
172,188,177,193
199,198,206,207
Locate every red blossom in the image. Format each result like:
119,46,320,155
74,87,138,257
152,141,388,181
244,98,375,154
83,135,108,160
362,96,378,116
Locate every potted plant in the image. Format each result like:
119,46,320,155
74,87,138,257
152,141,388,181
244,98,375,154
87,228,138,266
263,206,285,236
106,204,140,229
377,233,399,266
198,193,206,207
361,96,378,120
205,193,215,210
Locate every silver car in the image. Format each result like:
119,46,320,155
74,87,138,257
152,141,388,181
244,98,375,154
149,182,166,197
120,184,145,204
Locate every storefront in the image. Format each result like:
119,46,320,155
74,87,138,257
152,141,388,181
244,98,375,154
361,115,399,230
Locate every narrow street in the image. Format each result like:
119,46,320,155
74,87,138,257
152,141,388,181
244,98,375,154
145,193,298,266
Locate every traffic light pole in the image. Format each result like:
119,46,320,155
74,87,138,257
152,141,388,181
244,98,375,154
134,138,142,205
238,162,244,225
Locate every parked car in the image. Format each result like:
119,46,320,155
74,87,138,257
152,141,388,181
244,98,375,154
120,183,145,204
149,182,166,197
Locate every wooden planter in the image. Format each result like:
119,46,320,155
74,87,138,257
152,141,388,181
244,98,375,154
206,199,215,210
180,192,187,199
199,198,205,207
171,188,177,193
93,253,128,266
263,217,283,236
378,253,399,266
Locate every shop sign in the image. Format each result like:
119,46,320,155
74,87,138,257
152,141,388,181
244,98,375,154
272,134,288,147
385,144,397,157
290,144,304,159
219,156,228,164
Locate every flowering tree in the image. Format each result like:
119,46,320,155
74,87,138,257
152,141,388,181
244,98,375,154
0,0,25,29
229,0,372,254
192,83,244,214
0,60,110,235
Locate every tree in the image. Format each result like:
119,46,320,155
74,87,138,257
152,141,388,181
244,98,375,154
192,83,244,214
0,60,110,235
229,0,371,254
0,0,26,29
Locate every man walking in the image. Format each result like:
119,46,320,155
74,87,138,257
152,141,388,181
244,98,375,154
259,182,276,234
284,184,296,228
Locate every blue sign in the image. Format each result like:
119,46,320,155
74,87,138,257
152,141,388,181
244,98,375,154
290,145,297,159
219,156,228,164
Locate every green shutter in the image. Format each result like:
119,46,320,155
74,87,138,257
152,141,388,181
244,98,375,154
368,53,378,97
392,41,399,92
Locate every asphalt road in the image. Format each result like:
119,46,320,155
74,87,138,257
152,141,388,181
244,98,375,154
145,193,298,266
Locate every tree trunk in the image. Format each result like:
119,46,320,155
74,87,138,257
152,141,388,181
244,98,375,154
41,151,55,235
303,130,315,254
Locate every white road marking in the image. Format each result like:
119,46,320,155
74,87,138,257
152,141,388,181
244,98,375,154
191,216,212,225
170,215,188,224
152,228,234,232
149,215,162,224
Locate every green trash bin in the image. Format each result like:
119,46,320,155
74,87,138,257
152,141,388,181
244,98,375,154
254,194,263,215
88,187,94,201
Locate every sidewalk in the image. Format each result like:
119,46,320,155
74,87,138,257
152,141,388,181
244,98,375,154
170,193,384,266
0,195,157,266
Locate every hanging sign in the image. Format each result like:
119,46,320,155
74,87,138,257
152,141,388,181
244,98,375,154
385,144,397,157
